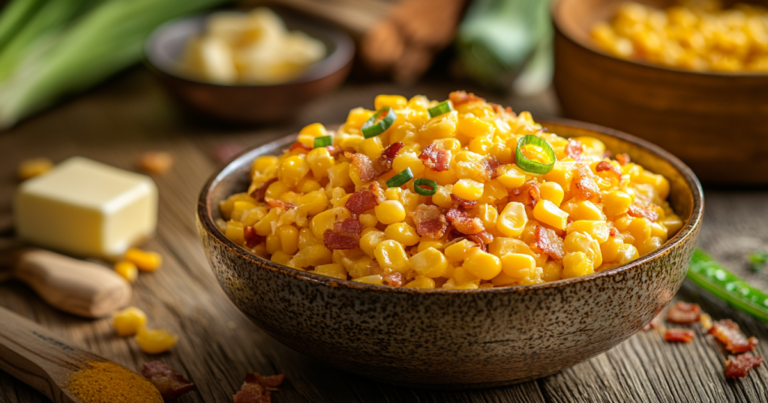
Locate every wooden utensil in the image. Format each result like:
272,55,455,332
0,248,131,318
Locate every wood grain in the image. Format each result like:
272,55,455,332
0,68,765,403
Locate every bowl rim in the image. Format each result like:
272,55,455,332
144,10,355,88
197,117,704,295
551,0,768,78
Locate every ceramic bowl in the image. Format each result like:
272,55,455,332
552,0,768,185
196,118,704,388
144,10,354,124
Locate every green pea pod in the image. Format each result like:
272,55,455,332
687,249,768,322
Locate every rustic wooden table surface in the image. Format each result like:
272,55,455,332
0,69,766,403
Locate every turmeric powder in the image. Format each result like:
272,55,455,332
66,361,163,403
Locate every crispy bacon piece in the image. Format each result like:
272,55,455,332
371,142,404,176
481,157,503,180
250,178,278,201
642,314,661,331
565,139,583,161
323,218,363,250
383,272,404,287
572,164,601,203
726,352,764,378
267,199,296,210
348,152,377,182
325,145,342,156
616,153,631,166
346,187,381,215
609,227,619,237
244,226,265,248
410,205,448,239
510,180,541,207
450,194,478,209
141,361,195,401
465,231,494,247
708,319,759,353
419,142,451,172
449,91,485,107
628,204,659,222
666,302,701,325
489,103,514,115
596,161,622,178
234,373,285,403
664,328,695,343
534,226,565,260
289,142,312,153
445,208,484,235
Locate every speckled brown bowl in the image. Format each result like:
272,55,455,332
196,118,704,389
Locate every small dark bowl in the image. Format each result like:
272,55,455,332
197,119,704,388
144,10,354,124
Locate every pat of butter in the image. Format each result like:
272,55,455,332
14,157,158,258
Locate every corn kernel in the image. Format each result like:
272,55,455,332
404,276,436,289
603,190,632,216
562,251,594,279
276,225,299,254
135,328,178,354
346,107,375,129
601,236,623,262
476,203,499,228
497,202,528,237
542,261,563,282
125,248,162,272
478,180,507,204
266,234,282,254
270,251,293,266
457,115,495,138
410,247,450,278
328,162,352,188
497,165,526,189
385,222,420,246
543,162,574,192
298,228,321,249
253,209,280,236
421,111,458,141
540,182,564,206
353,275,384,285
661,214,684,236
361,137,384,160
384,187,402,201
564,232,602,268
561,200,606,221
375,200,406,224
533,200,569,230
359,213,378,228
306,148,334,179
627,217,652,244
491,272,518,287
501,253,536,280
462,247,502,280
360,230,387,257
314,263,347,280
114,261,138,282
616,244,640,265
638,236,663,256
393,151,426,177
297,190,329,216
452,265,479,285
418,239,444,252
433,185,454,208
220,193,255,220
278,155,310,186
567,220,610,243
453,179,484,200
374,240,412,273
310,207,351,240
375,94,408,110
469,136,493,154
444,239,475,263
112,307,146,336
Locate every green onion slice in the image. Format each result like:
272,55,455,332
413,178,438,196
362,107,397,139
386,168,413,187
314,135,332,148
515,135,556,175
427,101,453,119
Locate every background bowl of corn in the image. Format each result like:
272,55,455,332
552,0,768,185
196,118,704,388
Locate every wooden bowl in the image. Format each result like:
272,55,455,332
196,119,704,388
552,0,768,185
144,11,354,124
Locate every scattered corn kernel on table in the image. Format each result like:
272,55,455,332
1,69,767,403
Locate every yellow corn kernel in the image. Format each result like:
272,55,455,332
314,263,347,280
457,115,495,138
468,136,493,154
423,166,459,186
114,261,138,283
354,275,384,285
488,237,531,257
375,200,406,225
452,265,479,285
627,217,652,244
339,134,364,150
540,182,564,206
266,234,281,254
600,236,623,262
420,111,458,141
410,247,450,278
252,156,279,176
574,136,606,156
360,136,384,160
359,213,378,228
296,244,332,267
328,162,352,188
270,251,293,266
651,222,668,242
444,239,475,263
253,208,280,236
661,214,684,236
567,220,610,243
278,191,300,205
491,272,517,287
418,239,444,252
501,253,536,280
497,202,528,237
112,307,146,336
384,187,402,201
542,261,563,282
543,162,574,192
297,190,329,216
602,190,632,216
135,328,178,354
496,165,527,189
638,236,663,256
220,193,255,220
374,240,411,273
407,95,429,110
306,148,334,179
616,244,639,265
564,232,602,268
476,203,499,228
296,178,322,193
385,222,420,246
560,200,606,221
453,179,484,201
404,276,436,289
278,155,310,186
533,200,569,230
346,107,375,129
392,151,425,177
240,206,267,227
462,248,502,280
125,248,162,272
300,122,328,137
433,185,454,208
360,230,387,257
401,190,420,213
562,251,594,279
276,225,299,255
375,94,408,110
298,228,321,249
310,207,351,239
264,180,288,201
478,180,507,204
635,170,670,200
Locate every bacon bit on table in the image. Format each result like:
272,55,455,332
267,199,296,210
138,151,174,175
288,142,312,153
410,205,448,239
141,361,195,401
595,161,622,179
533,226,565,260
700,313,713,330
664,328,695,343
666,302,702,325
449,90,484,107
481,157,502,181
572,164,601,203
346,186,382,215
642,314,661,331
510,180,541,207
445,208,484,235
725,352,764,378
383,272,404,287
250,178,278,202
450,194,478,209
708,319,759,354
233,373,285,403
616,153,631,166
419,142,451,171
244,226,265,248
565,139,583,161
323,218,363,250
628,204,659,222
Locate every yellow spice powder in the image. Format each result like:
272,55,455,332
67,361,162,403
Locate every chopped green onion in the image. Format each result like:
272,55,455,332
314,135,332,148
427,101,453,119
748,252,768,272
515,135,556,175
386,168,413,187
413,178,438,196
362,106,397,139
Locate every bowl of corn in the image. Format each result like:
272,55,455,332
197,92,703,388
552,0,768,185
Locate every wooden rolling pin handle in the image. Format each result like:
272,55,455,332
14,250,132,318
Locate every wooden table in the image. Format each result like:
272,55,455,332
1,68,766,403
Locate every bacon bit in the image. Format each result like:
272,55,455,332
534,226,565,260
234,372,285,403
664,328,695,343
410,205,448,239
572,164,601,203
481,157,503,181
346,188,380,215
449,91,485,107
383,272,404,287
726,352,764,378
616,153,631,166
349,152,378,183
371,142,404,175
643,314,661,331
565,139,583,161
244,226,265,248
267,199,296,210
419,142,451,172
510,180,541,207
700,313,713,330
450,194,478,209
465,231,494,247
325,145,342,156
250,178,278,201
141,361,195,401
323,218,363,250
628,204,659,222
289,142,312,153
666,302,701,325
595,161,622,178
445,208,484,235
609,227,619,237
708,319,759,354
